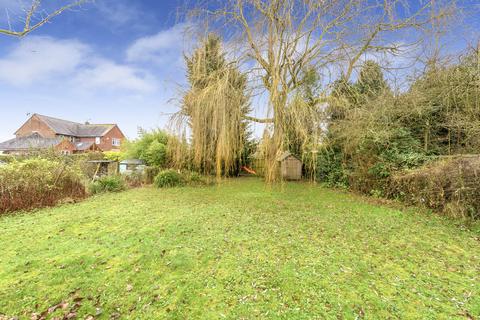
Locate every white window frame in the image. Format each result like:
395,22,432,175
95,137,101,144
112,138,121,147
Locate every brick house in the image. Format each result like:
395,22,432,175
0,114,125,155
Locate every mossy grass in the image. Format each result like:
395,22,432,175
0,178,478,319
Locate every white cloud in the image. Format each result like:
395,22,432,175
0,36,156,92
126,23,188,65
0,36,88,85
74,58,156,93
94,0,141,27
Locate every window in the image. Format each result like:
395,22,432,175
112,138,121,147
95,137,101,144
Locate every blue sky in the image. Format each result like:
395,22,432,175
0,0,478,142
0,0,189,141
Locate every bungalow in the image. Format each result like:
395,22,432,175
0,114,125,155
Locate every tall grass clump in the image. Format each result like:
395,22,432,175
154,170,185,188
0,159,86,214
89,175,126,194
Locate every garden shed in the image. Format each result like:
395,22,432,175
87,160,118,178
119,159,146,175
277,151,302,180
251,151,303,180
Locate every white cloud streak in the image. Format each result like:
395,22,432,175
0,36,156,92
126,23,188,65
94,0,142,27
74,58,157,92
0,37,88,85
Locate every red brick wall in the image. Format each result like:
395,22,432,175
79,126,125,152
15,115,125,152
16,115,56,138
55,140,76,155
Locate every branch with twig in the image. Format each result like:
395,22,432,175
0,0,88,37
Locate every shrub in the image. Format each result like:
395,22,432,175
89,175,126,194
74,152,108,178
184,171,209,186
390,156,480,220
124,172,144,188
0,159,86,214
145,140,167,167
104,151,127,162
125,129,171,167
154,170,184,188
316,148,349,188
0,154,14,164
145,166,160,184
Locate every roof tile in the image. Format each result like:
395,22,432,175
36,114,114,137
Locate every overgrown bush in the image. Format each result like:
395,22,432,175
0,154,14,164
74,152,107,178
390,156,480,220
144,140,167,167
89,175,126,194
104,151,127,162
0,159,86,214
153,169,213,188
183,171,211,186
123,172,144,188
145,166,161,184
315,148,349,188
125,129,170,167
154,170,185,188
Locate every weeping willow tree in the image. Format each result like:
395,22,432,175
171,34,250,177
187,0,455,183
282,67,324,180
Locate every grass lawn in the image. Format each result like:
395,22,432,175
0,178,479,319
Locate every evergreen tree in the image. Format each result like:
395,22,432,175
356,60,389,99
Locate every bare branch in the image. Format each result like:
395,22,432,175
186,0,457,182
0,0,88,37
243,115,274,123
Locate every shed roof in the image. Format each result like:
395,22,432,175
277,151,301,162
120,159,145,165
87,160,117,164
75,141,96,151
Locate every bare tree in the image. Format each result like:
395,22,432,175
0,0,88,37
188,0,455,182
